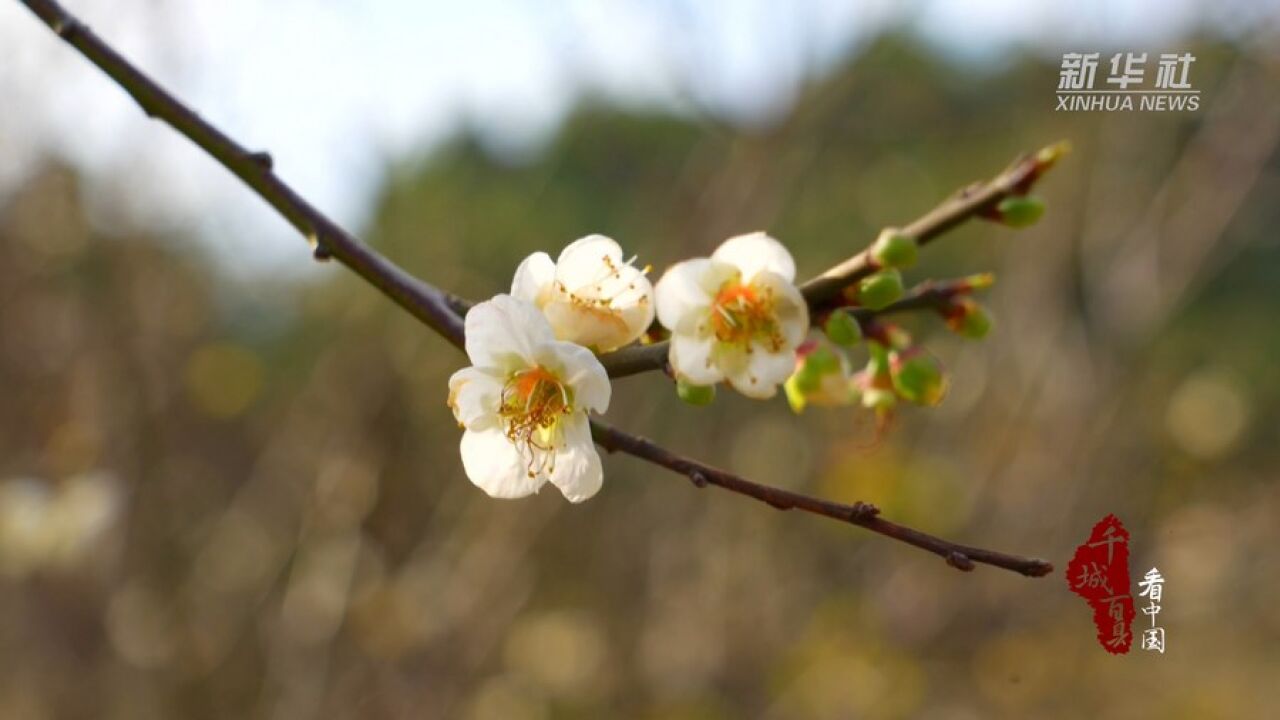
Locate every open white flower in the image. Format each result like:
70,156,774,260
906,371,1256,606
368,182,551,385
511,234,654,352
654,232,809,399
447,295,611,502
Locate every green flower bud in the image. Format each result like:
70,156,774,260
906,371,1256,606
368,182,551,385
786,344,855,413
891,352,947,406
856,269,904,311
870,228,918,269
676,379,716,406
947,298,993,340
960,307,992,339
823,310,862,347
996,195,1045,228
806,345,842,375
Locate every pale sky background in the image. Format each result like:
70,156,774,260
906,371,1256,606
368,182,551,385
2,0,1276,277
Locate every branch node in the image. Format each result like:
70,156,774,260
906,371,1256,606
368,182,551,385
313,244,333,262
946,551,976,572
956,181,984,200
687,471,709,488
847,501,880,522
52,16,83,40
249,151,274,171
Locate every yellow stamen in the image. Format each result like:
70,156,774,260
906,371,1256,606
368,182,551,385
561,254,648,311
499,366,573,477
709,281,783,350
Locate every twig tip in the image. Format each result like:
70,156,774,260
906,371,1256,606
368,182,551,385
1023,559,1055,577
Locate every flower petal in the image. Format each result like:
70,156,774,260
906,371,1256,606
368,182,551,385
464,294,553,371
447,366,503,431
754,270,810,347
511,251,557,307
669,332,724,385
654,258,735,334
555,234,624,291
459,427,546,499
543,299,639,353
535,340,611,414
725,344,796,399
531,235,655,351
712,232,796,283
548,413,603,503
618,296,656,343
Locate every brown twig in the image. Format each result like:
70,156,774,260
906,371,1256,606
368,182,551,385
16,0,1053,576
799,149,1061,310
844,274,994,321
590,421,1051,576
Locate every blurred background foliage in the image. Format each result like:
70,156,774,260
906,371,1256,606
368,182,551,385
2,29,1279,720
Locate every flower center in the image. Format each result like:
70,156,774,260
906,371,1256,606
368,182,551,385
710,280,783,350
499,366,572,477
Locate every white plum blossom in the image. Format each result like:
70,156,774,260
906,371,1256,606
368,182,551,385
447,295,611,502
511,235,654,352
654,232,809,398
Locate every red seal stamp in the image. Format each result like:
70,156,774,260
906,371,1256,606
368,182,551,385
1066,514,1135,654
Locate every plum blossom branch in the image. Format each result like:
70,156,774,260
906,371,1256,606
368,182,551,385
598,146,1066,379
16,0,1053,576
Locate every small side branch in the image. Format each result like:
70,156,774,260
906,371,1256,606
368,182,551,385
799,147,1063,311
600,147,1062,378
591,420,1052,576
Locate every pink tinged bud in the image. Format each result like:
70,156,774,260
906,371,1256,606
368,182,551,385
946,298,993,340
865,323,912,351
794,338,820,360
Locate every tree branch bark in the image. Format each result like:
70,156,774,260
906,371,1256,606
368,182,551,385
15,0,1052,577
590,421,1051,576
